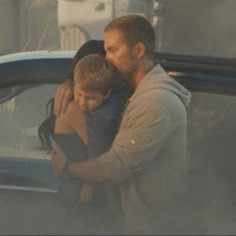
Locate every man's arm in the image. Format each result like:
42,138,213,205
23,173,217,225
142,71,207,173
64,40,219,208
68,158,108,183
52,92,173,184
51,139,107,182
68,95,173,183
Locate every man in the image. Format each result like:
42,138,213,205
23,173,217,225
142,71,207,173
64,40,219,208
52,14,191,234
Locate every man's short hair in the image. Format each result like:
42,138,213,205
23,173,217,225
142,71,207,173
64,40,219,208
105,14,155,59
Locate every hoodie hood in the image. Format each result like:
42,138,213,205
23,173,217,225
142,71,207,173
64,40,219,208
131,64,191,107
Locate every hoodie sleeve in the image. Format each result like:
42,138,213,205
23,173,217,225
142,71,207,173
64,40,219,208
98,91,175,183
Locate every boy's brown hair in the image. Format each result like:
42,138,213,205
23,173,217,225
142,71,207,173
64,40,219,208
105,14,155,59
74,54,118,95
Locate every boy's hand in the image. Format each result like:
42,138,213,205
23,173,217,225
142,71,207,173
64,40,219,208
79,184,94,205
54,79,74,117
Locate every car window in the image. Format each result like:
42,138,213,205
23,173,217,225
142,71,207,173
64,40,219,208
0,84,58,160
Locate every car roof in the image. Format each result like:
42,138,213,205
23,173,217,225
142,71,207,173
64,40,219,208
1,50,236,95
0,51,77,85
0,50,76,63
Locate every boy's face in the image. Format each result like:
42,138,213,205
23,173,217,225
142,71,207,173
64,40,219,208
104,29,138,79
74,85,109,111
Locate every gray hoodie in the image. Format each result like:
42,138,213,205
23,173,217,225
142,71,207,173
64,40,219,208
99,65,191,234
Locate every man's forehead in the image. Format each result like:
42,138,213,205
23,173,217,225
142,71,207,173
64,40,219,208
104,30,126,48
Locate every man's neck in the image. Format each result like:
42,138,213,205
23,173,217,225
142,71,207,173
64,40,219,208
129,60,154,90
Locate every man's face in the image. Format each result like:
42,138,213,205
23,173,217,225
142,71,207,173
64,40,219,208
74,85,109,111
104,29,137,79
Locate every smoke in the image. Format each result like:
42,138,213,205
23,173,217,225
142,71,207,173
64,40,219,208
186,91,236,234
159,0,236,58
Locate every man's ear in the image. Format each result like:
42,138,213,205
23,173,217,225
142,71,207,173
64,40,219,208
134,42,145,59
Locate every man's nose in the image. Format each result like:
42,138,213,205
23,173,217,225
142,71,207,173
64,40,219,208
105,53,113,63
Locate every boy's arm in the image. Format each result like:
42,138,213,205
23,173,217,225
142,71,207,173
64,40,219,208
54,111,73,134
54,101,87,144
65,101,88,144
54,79,74,117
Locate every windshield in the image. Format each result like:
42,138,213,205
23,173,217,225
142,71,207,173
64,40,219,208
1,0,235,58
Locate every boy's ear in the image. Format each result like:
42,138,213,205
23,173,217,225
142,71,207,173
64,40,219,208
134,42,145,59
104,89,112,99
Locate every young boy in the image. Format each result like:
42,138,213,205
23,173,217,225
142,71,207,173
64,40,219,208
52,54,131,206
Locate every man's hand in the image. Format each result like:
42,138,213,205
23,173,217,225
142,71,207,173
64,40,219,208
51,140,67,176
79,184,94,205
54,79,74,117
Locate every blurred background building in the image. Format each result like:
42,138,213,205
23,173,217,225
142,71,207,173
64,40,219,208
0,0,59,55
0,0,153,55
1,0,236,58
